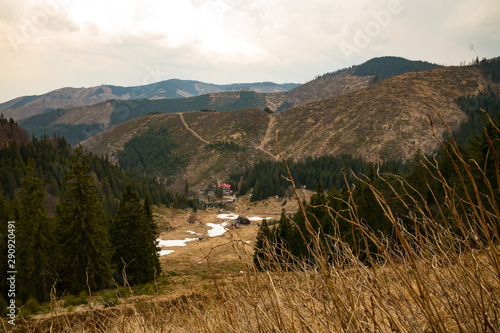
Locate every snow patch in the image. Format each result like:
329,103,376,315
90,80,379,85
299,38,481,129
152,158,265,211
248,216,272,221
206,222,228,237
216,213,239,220
157,238,198,247
159,249,174,256
217,214,272,222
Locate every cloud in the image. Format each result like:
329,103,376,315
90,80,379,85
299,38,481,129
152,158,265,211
0,0,499,102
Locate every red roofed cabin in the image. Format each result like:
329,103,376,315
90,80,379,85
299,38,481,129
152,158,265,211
218,183,233,196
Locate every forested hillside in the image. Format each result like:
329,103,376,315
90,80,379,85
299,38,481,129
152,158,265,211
0,115,29,147
0,148,164,309
1,80,298,122
18,91,270,145
0,135,199,217
239,155,401,201
240,76,500,202
0,135,204,312
118,126,188,179
352,56,442,81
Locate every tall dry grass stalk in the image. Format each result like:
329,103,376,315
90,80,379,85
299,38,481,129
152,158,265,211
6,113,500,332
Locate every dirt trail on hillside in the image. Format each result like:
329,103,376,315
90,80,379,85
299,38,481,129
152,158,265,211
179,111,277,160
258,114,279,160
254,146,278,160
178,113,209,144
260,114,275,149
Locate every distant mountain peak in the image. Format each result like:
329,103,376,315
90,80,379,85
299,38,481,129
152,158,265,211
352,56,442,81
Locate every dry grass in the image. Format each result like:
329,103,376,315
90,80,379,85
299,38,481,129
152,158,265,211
274,66,486,162
7,111,500,332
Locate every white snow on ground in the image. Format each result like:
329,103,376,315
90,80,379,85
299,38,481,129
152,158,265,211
206,222,228,237
157,238,198,256
159,250,175,256
158,214,267,257
216,213,239,219
157,238,198,247
248,216,272,221
186,230,203,235
216,214,272,221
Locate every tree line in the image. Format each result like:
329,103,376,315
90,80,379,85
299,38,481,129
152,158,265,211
0,135,197,217
118,126,187,181
239,155,403,201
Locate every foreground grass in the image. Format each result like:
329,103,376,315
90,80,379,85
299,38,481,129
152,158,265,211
5,119,500,332
7,237,498,332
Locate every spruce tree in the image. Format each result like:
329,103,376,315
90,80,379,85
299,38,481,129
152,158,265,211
253,220,273,270
57,147,112,293
17,159,55,302
308,180,328,231
142,195,162,280
111,185,161,285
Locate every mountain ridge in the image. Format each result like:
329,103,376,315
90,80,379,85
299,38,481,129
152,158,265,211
0,80,300,121
81,64,489,188
17,56,444,145
3,56,441,123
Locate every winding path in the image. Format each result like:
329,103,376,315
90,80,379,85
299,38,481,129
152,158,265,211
179,111,277,160
254,145,278,160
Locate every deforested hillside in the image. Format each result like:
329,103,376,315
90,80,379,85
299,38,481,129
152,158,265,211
13,57,443,146
270,65,486,162
82,64,490,187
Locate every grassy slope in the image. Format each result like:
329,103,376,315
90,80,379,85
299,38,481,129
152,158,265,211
267,71,373,109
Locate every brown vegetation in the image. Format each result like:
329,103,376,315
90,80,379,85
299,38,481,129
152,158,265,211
266,71,373,109
83,66,490,188
272,66,487,161
9,115,500,332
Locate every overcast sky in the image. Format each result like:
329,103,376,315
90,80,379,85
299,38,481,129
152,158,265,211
1,0,499,102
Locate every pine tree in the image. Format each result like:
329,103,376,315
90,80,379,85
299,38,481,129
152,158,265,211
308,180,328,231
111,185,161,285
253,219,273,270
274,212,294,261
17,159,55,302
57,147,113,293
141,195,162,280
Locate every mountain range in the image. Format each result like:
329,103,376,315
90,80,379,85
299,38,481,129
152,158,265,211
82,62,489,188
8,57,441,145
0,80,300,122
4,56,487,189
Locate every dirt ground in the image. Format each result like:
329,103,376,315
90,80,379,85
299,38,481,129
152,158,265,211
154,190,312,275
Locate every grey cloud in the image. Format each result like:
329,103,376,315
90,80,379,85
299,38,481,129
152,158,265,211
1,0,499,102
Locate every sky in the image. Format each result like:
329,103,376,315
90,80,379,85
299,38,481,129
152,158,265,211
0,0,499,102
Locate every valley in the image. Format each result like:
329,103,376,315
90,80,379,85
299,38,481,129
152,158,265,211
2,56,500,332
154,191,308,274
